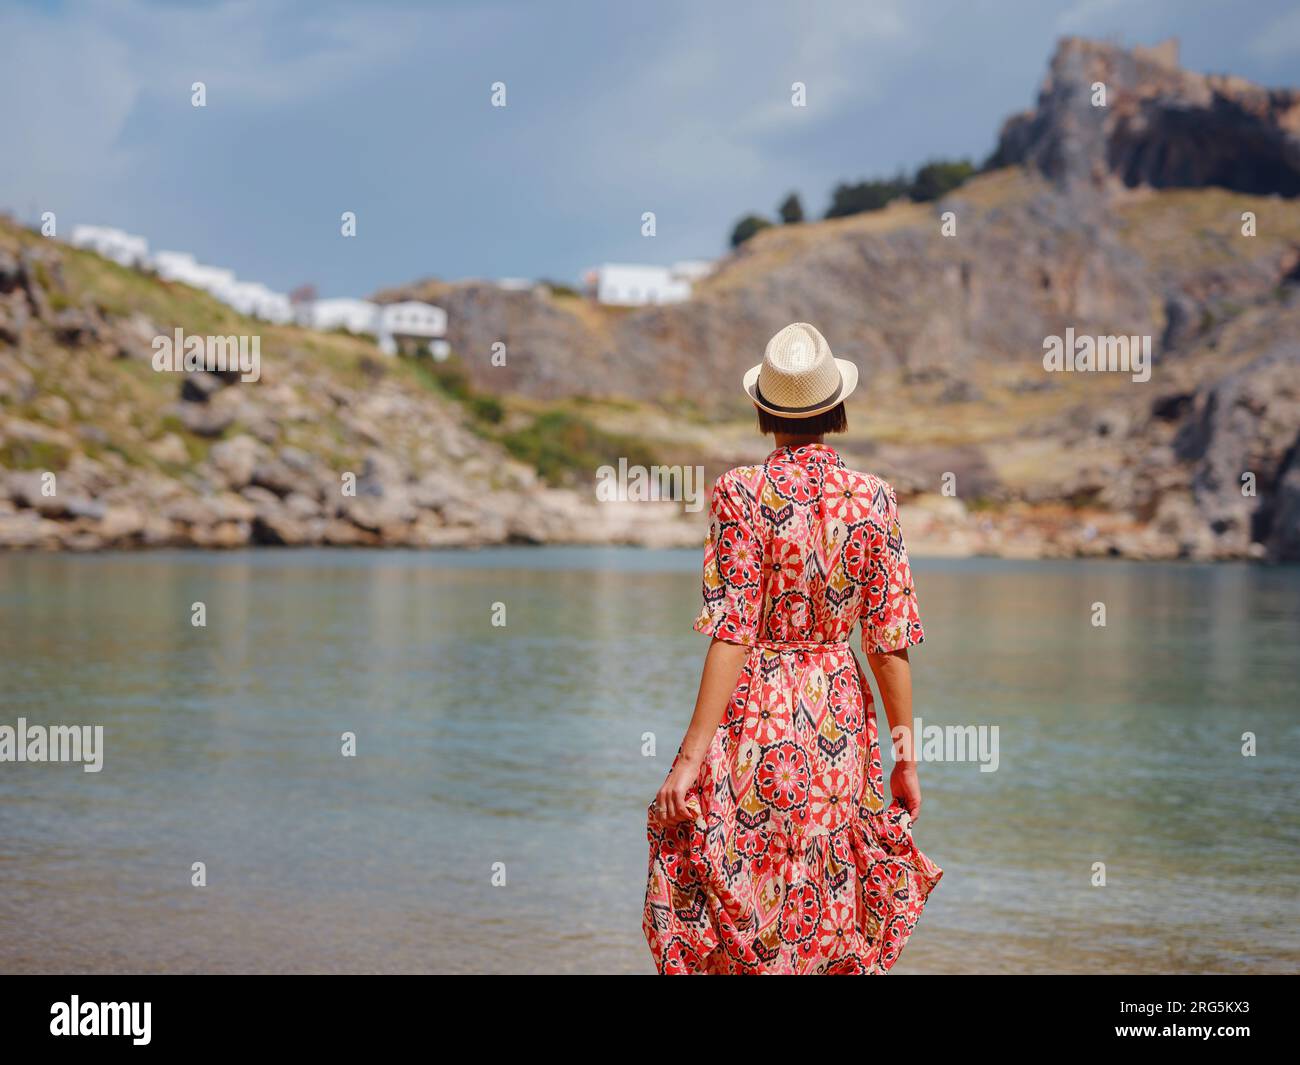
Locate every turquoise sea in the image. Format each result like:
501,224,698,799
0,549,1297,973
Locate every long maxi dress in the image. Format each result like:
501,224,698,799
643,443,942,975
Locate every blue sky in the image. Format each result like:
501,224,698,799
2,0,1298,298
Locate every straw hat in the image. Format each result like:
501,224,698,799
743,322,859,418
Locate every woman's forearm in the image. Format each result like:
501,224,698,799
863,648,916,764
677,638,750,765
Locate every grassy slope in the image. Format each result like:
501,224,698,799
1,219,672,492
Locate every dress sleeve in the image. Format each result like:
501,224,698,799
693,473,761,646
862,480,925,655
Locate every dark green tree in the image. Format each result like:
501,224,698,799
778,192,804,224
730,213,773,248
909,158,976,202
823,174,909,218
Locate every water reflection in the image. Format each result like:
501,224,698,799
0,550,1296,973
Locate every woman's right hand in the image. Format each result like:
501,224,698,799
654,755,703,823
890,761,923,820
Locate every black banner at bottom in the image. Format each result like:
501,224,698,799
0,974,1288,1052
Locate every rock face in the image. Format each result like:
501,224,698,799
990,37,1300,197
380,41,1300,413
1174,340,1300,558
3,36,1300,561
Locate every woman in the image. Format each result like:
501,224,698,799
643,322,941,975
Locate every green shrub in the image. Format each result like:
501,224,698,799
730,214,773,248
469,395,504,424
0,438,70,470
909,159,976,202
502,410,658,487
825,175,909,218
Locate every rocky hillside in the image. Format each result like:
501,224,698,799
373,37,1300,562
0,225,700,550
3,35,1298,561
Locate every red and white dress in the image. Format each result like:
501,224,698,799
643,443,942,974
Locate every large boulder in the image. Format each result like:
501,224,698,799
208,435,265,490
1175,342,1300,556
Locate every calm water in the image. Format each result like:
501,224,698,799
0,548,1297,974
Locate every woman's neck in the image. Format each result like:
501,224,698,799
773,433,826,450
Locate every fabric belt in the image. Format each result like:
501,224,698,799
754,640,849,653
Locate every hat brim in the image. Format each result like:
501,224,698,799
743,358,859,418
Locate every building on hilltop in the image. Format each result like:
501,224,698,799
294,297,448,357
376,301,449,359
151,251,236,299
297,297,381,336
221,280,293,324
584,260,715,306
65,223,447,355
69,225,150,268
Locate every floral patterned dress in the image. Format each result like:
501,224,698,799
643,443,941,975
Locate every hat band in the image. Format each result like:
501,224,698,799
755,376,843,414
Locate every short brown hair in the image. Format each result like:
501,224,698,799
756,402,848,436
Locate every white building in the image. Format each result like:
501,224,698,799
299,298,381,335
151,251,237,299
587,260,714,306
221,280,293,324
70,225,150,268
376,301,448,358
66,222,447,353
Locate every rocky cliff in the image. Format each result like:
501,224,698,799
3,36,1299,560
989,37,1300,197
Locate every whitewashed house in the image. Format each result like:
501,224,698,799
590,264,689,306
70,225,150,268
299,298,380,336
221,280,293,324
376,301,448,358
150,250,196,281
67,223,448,354
151,251,237,299
587,260,714,306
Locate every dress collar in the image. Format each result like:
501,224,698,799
767,442,844,467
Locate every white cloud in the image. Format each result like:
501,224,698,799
0,0,424,220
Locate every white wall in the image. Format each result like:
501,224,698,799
308,298,380,335
152,251,236,298
376,301,447,355
222,281,293,324
594,263,692,306
70,225,149,268
378,301,446,337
